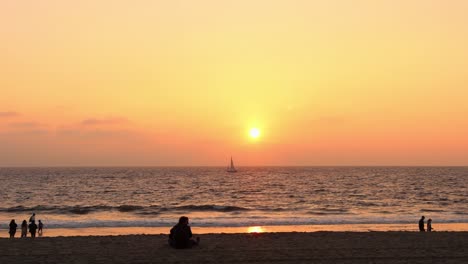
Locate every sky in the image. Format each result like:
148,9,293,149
1,0,467,166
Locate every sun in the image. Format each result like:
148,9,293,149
249,128,261,139
247,226,264,233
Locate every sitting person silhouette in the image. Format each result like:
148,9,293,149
168,216,200,249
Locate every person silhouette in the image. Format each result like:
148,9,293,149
9,219,17,238
29,213,36,223
29,220,38,238
427,218,433,232
38,220,44,236
419,216,425,232
21,220,28,238
168,216,200,249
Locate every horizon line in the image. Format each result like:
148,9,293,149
1,165,467,168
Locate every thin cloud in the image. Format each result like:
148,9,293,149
81,117,128,126
9,122,43,128
0,111,20,118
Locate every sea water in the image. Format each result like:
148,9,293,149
0,167,466,231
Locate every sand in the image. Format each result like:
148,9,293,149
2,223,468,238
1,232,467,264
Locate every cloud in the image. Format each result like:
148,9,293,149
0,111,20,118
9,122,43,128
54,116,134,139
81,117,128,126
57,128,135,138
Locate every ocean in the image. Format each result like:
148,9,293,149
0,167,467,231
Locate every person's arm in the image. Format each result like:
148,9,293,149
169,226,175,239
188,226,193,238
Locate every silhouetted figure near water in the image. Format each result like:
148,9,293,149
29,213,35,223
427,218,433,232
21,220,28,237
419,216,425,232
169,216,200,249
29,220,38,238
9,219,17,238
38,220,44,236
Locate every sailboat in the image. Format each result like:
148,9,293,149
226,156,237,173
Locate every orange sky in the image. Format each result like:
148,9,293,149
1,0,467,166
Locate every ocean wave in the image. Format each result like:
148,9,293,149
1,205,115,215
420,209,445,213
0,204,251,215
308,208,351,215
453,211,467,215
117,205,146,212
174,205,250,212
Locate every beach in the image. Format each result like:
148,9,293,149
1,232,467,264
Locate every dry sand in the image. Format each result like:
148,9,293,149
1,232,467,263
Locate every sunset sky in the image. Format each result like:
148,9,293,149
1,0,467,166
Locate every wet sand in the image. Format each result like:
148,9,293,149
1,223,467,238
1,232,467,264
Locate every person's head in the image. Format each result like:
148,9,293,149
10,219,15,224
33,213,35,216
428,219,432,222
39,220,42,223
178,216,189,225
22,220,27,224
421,216,425,219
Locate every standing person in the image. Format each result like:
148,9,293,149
9,219,18,238
427,219,433,232
419,216,425,232
38,220,44,236
168,216,200,249
28,220,38,238
29,213,36,223
21,220,28,238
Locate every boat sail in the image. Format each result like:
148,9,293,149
226,156,237,173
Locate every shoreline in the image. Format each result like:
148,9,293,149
1,232,467,263
1,223,467,238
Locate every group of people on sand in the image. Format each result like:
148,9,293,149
8,213,44,238
419,216,434,232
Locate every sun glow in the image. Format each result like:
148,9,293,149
247,226,265,233
249,128,261,139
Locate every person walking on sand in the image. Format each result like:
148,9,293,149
169,216,200,249
38,220,44,236
9,219,18,238
427,218,433,232
29,213,36,223
29,220,38,238
21,220,28,238
419,216,425,232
